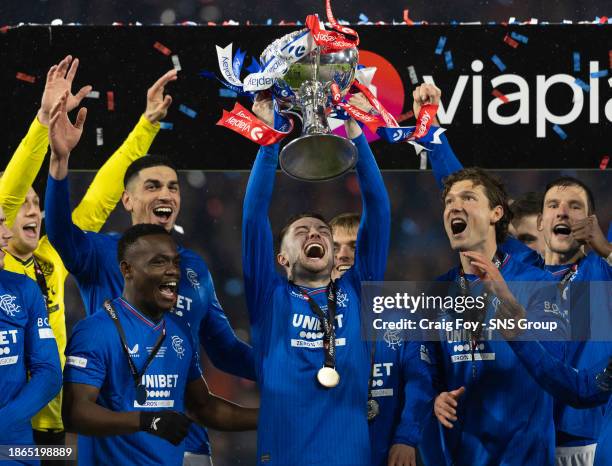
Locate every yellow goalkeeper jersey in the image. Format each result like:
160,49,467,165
0,115,159,431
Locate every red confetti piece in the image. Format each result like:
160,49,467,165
0,25,9,34
396,110,415,123
403,9,414,25
16,72,36,83
609,50,612,69
600,155,610,170
153,41,171,56
492,89,509,103
503,34,519,49
106,91,115,111
599,16,608,24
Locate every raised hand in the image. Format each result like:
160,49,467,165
252,92,274,127
412,83,441,124
38,55,92,126
144,69,178,124
48,92,87,180
571,215,612,259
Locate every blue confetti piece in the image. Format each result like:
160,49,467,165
491,54,506,72
573,52,580,72
574,78,590,92
359,13,369,22
266,18,272,25
179,104,197,118
444,50,454,70
219,88,238,98
552,124,567,140
510,32,528,44
159,122,173,130
435,36,447,55
590,70,609,79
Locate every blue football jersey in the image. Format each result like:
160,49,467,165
64,297,202,466
242,134,390,465
45,175,255,455
0,269,61,459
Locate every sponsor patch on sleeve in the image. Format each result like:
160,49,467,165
38,328,55,339
66,355,88,368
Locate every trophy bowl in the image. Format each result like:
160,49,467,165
261,31,359,181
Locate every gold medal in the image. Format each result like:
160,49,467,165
317,366,340,388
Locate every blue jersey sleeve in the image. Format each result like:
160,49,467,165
350,134,390,283
508,340,610,407
393,342,437,447
45,175,97,278
241,143,281,327
64,316,109,388
426,133,463,189
0,280,61,426
187,331,204,384
199,270,256,381
607,220,612,242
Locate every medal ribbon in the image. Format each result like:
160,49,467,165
103,300,166,394
296,281,338,369
456,251,505,379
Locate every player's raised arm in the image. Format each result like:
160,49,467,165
411,84,463,189
0,55,91,227
342,106,390,282
72,69,177,232
241,95,281,325
45,92,94,275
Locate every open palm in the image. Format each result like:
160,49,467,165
49,91,87,161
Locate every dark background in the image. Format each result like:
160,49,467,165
1,1,611,465
2,24,612,171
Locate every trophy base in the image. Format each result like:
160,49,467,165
280,134,358,181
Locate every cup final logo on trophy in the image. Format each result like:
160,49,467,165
214,0,445,181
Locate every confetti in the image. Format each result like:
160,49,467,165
219,88,238,98
420,152,427,170
173,224,185,234
153,41,172,56
491,55,506,72
503,34,519,49
179,104,197,118
106,91,115,111
573,52,580,72
529,18,538,24
435,36,447,55
171,55,182,71
590,70,609,79
358,13,369,23
598,16,609,24
444,50,454,70
600,155,610,170
552,124,567,140
159,121,173,130
86,90,100,99
609,50,612,69
96,128,103,146
407,65,418,85
574,78,590,92
16,72,36,83
510,32,528,44
491,89,509,103
403,9,414,25
609,77,612,86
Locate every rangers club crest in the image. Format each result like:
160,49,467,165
0,294,21,317
171,335,185,359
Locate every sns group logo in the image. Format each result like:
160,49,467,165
0,294,21,317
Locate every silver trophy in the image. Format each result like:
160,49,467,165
261,31,359,181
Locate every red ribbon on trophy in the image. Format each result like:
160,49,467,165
216,102,293,145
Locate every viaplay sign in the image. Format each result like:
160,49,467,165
2,25,611,169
